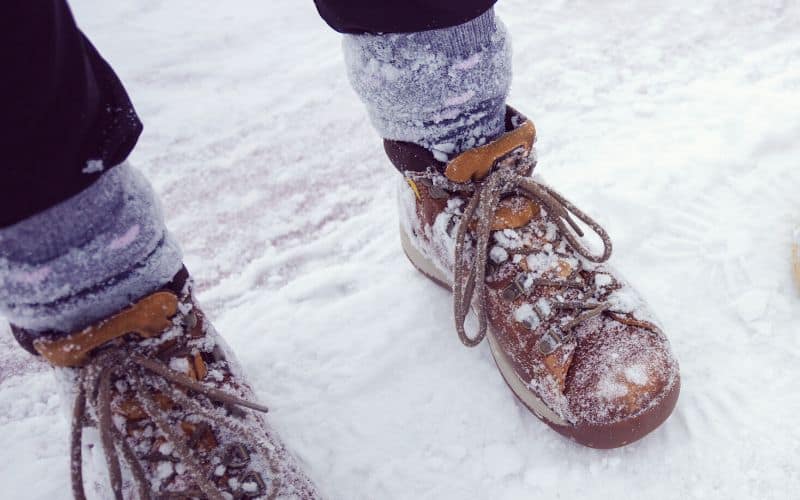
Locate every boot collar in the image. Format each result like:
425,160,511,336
383,106,535,178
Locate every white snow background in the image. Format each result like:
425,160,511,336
2,0,799,498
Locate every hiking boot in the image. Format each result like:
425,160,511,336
12,268,320,499
385,107,680,448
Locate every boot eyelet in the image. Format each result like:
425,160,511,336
240,471,267,498
537,327,570,355
224,443,251,469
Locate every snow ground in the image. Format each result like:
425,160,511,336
2,0,800,498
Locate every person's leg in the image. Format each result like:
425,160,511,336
1,0,142,227
0,0,181,352
316,0,509,161
319,1,681,448
1,2,319,497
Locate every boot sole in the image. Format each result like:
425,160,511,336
399,226,680,449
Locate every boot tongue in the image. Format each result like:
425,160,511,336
491,196,541,231
444,120,536,183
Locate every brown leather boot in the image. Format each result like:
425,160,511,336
385,107,680,448
15,268,320,499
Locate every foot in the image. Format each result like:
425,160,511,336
385,107,680,448
15,268,320,499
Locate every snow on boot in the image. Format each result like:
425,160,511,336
385,107,680,448
12,268,320,499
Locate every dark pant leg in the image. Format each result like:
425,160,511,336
314,0,498,34
0,0,142,228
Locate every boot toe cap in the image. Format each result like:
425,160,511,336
561,321,680,447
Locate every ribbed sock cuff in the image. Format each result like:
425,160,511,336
0,163,183,333
411,9,499,58
343,8,511,160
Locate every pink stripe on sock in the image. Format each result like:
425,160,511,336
453,53,482,70
108,224,141,250
444,90,476,107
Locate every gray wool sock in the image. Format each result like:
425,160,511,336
343,9,512,161
0,163,183,333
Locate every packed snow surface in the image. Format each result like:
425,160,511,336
2,0,800,498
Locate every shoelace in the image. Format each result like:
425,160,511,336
71,344,271,500
451,159,614,347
